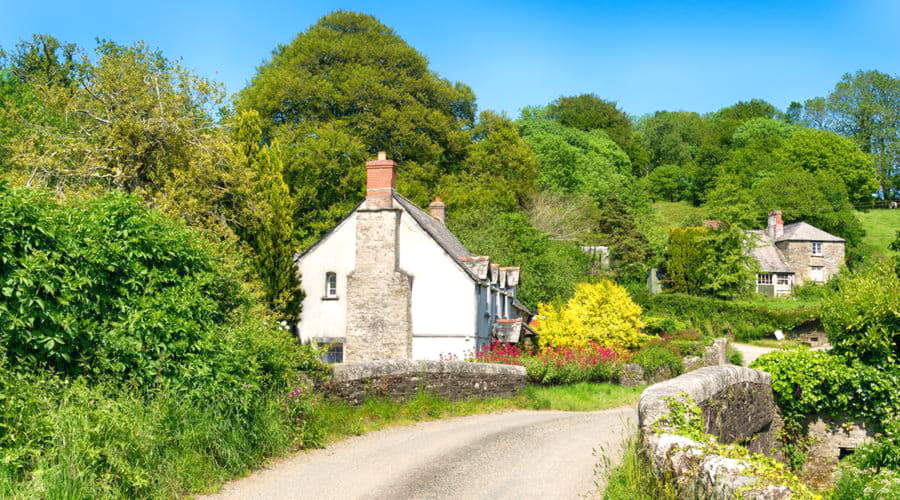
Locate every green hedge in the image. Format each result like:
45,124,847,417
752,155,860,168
632,290,819,341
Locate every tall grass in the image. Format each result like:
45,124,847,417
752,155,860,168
600,434,675,500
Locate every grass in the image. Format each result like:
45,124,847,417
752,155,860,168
599,433,676,499
644,201,708,250
856,209,900,258
310,383,644,445
745,339,805,349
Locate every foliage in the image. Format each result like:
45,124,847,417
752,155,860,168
829,464,900,500
750,349,899,430
535,281,647,351
232,110,303,322
517,107,644,210
631,290,820,341
600,433,677,500
449,206,590,308
824,70,899,199
775,128,879,203
635,111,707,171
525,190,600,244
820,262,899,365
238,11,478,243
438,110,539,211
646,164,693,202
726,345,744,366
476,341,621,385
547,93,649,173
664,223,755,299
665,226,709,294
632,345,684,377
594,196,653,282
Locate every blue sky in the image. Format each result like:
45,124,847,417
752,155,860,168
2,1,898,118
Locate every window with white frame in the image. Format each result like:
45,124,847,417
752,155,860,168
757,273,773,285
811,241,823,256
325,272,337,298
777,274,790,286
810,266,824,283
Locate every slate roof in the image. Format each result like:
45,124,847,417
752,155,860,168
777,222,845,243
746,231,792,273
392,193,474,266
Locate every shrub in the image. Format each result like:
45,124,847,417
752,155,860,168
535,280,647,351
632,290,818,341
475,341,620,385
750,349,899,430
0,188,244,384
632,345,683,377
821,262,899,365
726,345,744,366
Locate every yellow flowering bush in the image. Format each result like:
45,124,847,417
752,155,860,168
535,280,647,351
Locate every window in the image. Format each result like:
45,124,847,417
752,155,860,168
322,343,343,364
777,274,790,286
811,241,823,256
757,273,772,285
324,272,337,298
810,266,824,283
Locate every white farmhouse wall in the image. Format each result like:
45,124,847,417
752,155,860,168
296,212,358,343
397,204,478,361
297,199,479,361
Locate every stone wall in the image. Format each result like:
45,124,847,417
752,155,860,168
345,208,413,362
321,360,526,405
801,416,873,489
777,240,844,285
620,338,727,387
638,366,796,499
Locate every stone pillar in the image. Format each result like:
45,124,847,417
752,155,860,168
345,207,413,362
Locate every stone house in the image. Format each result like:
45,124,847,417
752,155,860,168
747,211,845,296
294,153,532,363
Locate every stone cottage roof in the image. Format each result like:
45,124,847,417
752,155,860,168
746,231,792,273
777,222,844,243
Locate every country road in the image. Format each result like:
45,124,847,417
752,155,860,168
204,406,637,500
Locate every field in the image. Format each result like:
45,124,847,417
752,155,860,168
856,209,900,258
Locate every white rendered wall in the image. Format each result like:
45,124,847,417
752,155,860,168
296,199,479,361
396,205,478,360
296,212,358,343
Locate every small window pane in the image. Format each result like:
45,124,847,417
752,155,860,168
757,273,772,285
777,274,790,285
812,242,823,256
810,266,824,282
325,272,337,297
323,344,343,363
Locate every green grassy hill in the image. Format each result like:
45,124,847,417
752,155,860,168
856,209,900,258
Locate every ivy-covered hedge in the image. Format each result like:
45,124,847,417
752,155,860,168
632,290,819,341
750,349,899,431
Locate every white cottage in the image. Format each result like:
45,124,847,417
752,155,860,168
294,153,532,363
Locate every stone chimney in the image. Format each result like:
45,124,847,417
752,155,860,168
429,196,446,224
767,210,784,239
365,151,396,209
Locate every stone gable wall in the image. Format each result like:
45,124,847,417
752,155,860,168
776,240,844,285
321,360,527,405
345,208,413,362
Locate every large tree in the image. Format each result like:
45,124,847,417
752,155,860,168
547,94,649,173
238,11,476,220
826,70,899,198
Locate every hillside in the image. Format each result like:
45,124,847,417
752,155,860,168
856,209,900,258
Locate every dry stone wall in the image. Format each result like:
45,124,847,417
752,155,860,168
638,366,795,499
321,360,526,405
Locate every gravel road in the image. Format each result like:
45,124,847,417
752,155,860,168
204,406,637,500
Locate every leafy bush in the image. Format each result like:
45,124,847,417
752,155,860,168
750,349,899,430
726,345,744,366
0,187,244,384
535,280,647,351
632,290,818,341
475,341,620,385
632,345,683,376
821,262,899,365
0,186,329,496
